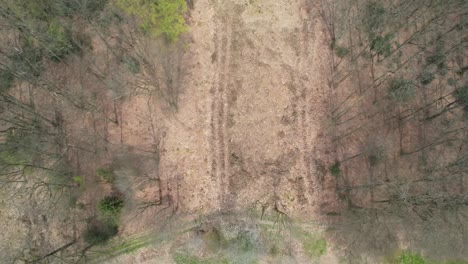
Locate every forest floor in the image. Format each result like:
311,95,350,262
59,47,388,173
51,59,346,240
98,0,339,262
7,0,466,263
156,0,332,219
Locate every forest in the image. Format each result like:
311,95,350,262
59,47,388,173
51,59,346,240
0,0,466,263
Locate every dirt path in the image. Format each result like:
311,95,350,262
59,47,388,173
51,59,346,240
158,0,330,218
292,2,317,205
99,0,334,262
210,1,233,207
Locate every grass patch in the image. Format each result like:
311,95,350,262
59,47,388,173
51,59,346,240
109,238,151,254
97,167,115,182
294,227,327,259
203,228,224,252
258,224,288,256
395,252,427,264
302,236,327,258
173,253,227,264
203,227,258,253
389,251,466,264
232,231,256,252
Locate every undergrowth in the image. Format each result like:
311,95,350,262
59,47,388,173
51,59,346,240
115,0,188,41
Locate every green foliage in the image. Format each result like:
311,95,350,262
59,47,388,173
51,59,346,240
9,42,44,80
362,2,395,57
389,78,415,103
335,45,349,58
0,123,47,166
108,238,151,254
0,149,26,165
202,228,223,252
0,69,14,92
426,37,446,70
368,147,384,167
371,33,394,56
426,52,446,68
363,1,386,39
13,0,51,20
420,71,435,85
96,167,114,182
232,231,255,252
204,228,257,253
457,65,468,76
303,238,327,258
298,229,327,258
76,0,108,17
115,0,188,41
330,162,341,177
85,194,124,245
454,85,468,112
368,155,379,166
12,0,107,19
2,0,105,76
98,195,124,220
173,253,227,264
46,19,80,61
72,176,83,184
396,252,427,264
448,78,457,86
438,67,448,76
173,254,206,264
123,56,140,74
84,220,118,245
